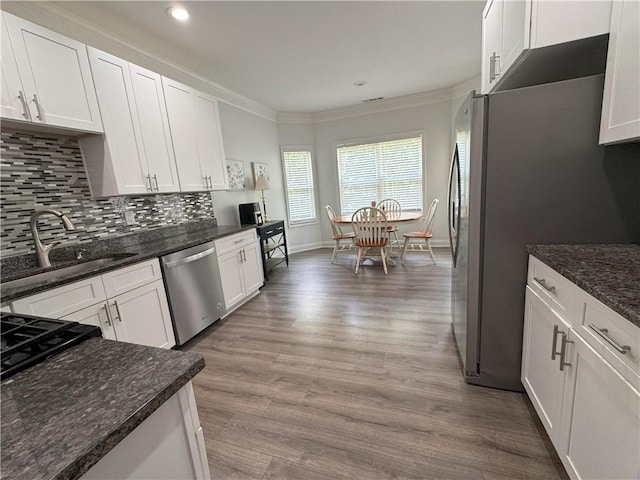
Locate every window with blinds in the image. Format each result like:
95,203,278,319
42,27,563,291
282,148,317,225
337,134,423,214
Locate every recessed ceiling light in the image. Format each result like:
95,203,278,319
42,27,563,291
167,6,189,22
353,81,367,88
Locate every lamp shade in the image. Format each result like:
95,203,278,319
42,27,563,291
255,175,270,190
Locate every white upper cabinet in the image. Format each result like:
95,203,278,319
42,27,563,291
599,0,640,145
481,1,612,93
81,48,180,197
192,91,229,190
1,11,103,133
162,76,229,192
129,64,181,192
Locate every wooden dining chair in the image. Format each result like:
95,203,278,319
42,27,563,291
401,198,439,265
351,207,390,275
377,198,401,252
325,205,355,264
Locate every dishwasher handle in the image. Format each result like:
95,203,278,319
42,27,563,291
163,246,217,268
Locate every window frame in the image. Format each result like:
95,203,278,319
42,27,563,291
334,130,426,216
280,145,319,228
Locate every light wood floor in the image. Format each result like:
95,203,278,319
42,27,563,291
183,248,567,480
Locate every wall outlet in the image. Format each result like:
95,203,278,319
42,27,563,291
124,210,136,225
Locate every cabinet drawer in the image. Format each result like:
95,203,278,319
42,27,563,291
101,258,162,298
11,276,106,318
214,230,256,256
527,255,585,325
579,296,640,389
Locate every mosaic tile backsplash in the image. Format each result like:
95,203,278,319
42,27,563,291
0,131,215,257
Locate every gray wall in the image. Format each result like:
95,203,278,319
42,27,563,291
310,99,454,247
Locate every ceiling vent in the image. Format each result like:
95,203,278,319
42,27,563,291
363,97,384,103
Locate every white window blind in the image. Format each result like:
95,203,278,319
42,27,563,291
337,135,423,214
282,149,317,225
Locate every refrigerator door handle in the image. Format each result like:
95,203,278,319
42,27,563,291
447,144,461,266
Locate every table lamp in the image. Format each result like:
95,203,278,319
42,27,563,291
255,174,270,222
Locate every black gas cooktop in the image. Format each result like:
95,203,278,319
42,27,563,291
0,312,101,381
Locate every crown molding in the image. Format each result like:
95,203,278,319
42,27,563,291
276,112,314,124
451,75,481,99
309,88,453,124
1,2,277,122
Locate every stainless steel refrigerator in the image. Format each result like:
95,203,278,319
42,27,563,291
448,74,639,392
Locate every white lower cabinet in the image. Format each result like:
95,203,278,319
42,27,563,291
558,330,640,480
81,381,211,480
215,231,263,312
522,255,640,480
521,287,569,449
12,259,175,349
61,279,174,349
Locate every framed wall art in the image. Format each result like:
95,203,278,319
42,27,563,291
252,162,269,185
226,159,246,190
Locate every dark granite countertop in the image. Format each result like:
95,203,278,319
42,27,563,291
1,338,204,480
527,244,640,327
0,220,256,303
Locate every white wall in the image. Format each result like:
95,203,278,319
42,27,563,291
310,99,454,247
276,122,324,252
214,102,284,226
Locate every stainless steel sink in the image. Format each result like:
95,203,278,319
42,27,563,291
1,253,138,290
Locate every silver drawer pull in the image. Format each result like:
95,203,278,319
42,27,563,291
559,333,573,371
533,277,556,293
113,301,123,322
589,324,631,354
234,239,244,244
551,325,563,360
101,304,112,327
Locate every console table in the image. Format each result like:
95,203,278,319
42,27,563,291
256,220,289,280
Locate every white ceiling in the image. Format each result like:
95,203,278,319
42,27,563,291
53,1,484,113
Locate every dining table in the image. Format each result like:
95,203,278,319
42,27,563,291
333,210,423,225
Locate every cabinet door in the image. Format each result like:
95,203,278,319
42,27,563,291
521,287,569,449
62,302,117,341
217,249,245,310
558,330,640,480
162,77,206,192
500,0,529,76
85,47,148,195
192,91,228,191
1,14,29,121
599,0,640,145
130,65,181,192
4,12,102,132
481,0,503,93
110,280,175,349
241,241,264,294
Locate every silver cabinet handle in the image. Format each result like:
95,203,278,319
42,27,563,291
17,90,31,119
153,174,159,191
489,53,495,82
146,173,153,192
551,325,563,360
234,239,244,244
208,175,213,189
494,54,501,78
32,93,44,120
112,301,122,322
203,176,209,190
559,333,573,371
533,277,556,294
102,304,112,327
589,324,631,354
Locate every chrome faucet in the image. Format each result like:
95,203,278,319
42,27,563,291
30,209,76,268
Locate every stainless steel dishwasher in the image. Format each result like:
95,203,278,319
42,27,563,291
161,241,225,346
